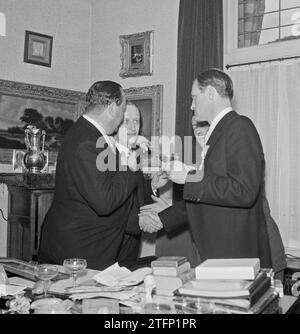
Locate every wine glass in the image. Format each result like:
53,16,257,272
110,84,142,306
34,264,58,298
63,258,87,289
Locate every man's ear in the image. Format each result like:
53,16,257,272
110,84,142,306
107,102,117,119
205,85,216,101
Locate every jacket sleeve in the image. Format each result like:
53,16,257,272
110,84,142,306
124,172,152,236
143,177,153,202
124,209,140,236
184,117,264,208
159,200,188,233
70,140,138,216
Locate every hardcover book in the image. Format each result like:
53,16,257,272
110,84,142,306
154,269,195,292
152,262,191,276
174,287,279,314
151,256,188,268
178,272,271,306
195,258,260,280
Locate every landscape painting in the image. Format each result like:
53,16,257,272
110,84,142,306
0,94,76,151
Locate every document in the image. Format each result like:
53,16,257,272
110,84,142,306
93,263,152,287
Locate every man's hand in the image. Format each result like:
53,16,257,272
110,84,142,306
163,159,196,184
140,195,170,214
138,211,163,233
151,171,169,190
133,135,151,152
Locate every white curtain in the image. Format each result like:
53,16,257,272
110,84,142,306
228,59,300,256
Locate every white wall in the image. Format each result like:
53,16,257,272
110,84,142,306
0,0,91,91
0,0,92,255
90,0,179,140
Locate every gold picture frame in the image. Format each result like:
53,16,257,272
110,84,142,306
24,30,53,67
125,85,163,174
120,30,153,78
0,79,85,165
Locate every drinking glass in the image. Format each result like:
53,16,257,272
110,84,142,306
34,264,58,298
142,301,175,314
63,258,87,288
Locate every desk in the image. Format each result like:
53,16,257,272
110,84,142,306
1,288,299,314
1,268,300,314
0,173,55,261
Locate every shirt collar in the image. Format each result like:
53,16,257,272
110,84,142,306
205,107,233,144
83,115,116,154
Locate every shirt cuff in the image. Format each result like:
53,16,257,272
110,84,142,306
151,185,158,196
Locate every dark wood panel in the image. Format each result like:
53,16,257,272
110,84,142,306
4,180,54,261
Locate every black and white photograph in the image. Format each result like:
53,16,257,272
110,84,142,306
0,0,300,318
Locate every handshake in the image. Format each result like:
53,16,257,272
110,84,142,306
138,195,170,233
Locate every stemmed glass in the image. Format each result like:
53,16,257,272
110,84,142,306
34,264,58,298
63,258,87,289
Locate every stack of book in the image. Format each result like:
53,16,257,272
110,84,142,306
151,256,194,296
176,258,279,314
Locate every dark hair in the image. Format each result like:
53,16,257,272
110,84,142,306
126,101,143,134
196,68,234,100
85,81,124,110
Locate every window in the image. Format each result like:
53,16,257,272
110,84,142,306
238,0,300,48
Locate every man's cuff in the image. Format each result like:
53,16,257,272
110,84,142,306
151,185,158,196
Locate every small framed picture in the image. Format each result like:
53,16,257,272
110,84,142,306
120,30,153,78
24,30,53,67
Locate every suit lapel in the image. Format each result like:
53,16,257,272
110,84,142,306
205,111,239,161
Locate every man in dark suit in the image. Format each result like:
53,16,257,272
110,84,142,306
139,69,272,268
38,81,141,270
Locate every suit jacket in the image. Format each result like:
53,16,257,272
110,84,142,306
263,195,286,273
116,170,153,263
159,111,272,268
123,172,153,236
38,117,139,270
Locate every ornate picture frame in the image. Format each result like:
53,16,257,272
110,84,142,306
75,84,164,175
120,31,154,78
24,30,53,67
0,79,85,165
125,84,163,173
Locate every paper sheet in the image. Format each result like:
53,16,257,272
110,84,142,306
0,283,27,296
93,263,152,287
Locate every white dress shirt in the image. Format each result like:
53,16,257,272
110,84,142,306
83,115,116,153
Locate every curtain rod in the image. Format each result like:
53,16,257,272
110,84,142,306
225,55,300,70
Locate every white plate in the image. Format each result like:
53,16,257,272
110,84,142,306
31,298,63,309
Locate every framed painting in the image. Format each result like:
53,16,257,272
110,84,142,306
24,30,53,67
0,79,85,165
120,31,153,78
75,84,163,175
124,84,163,174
